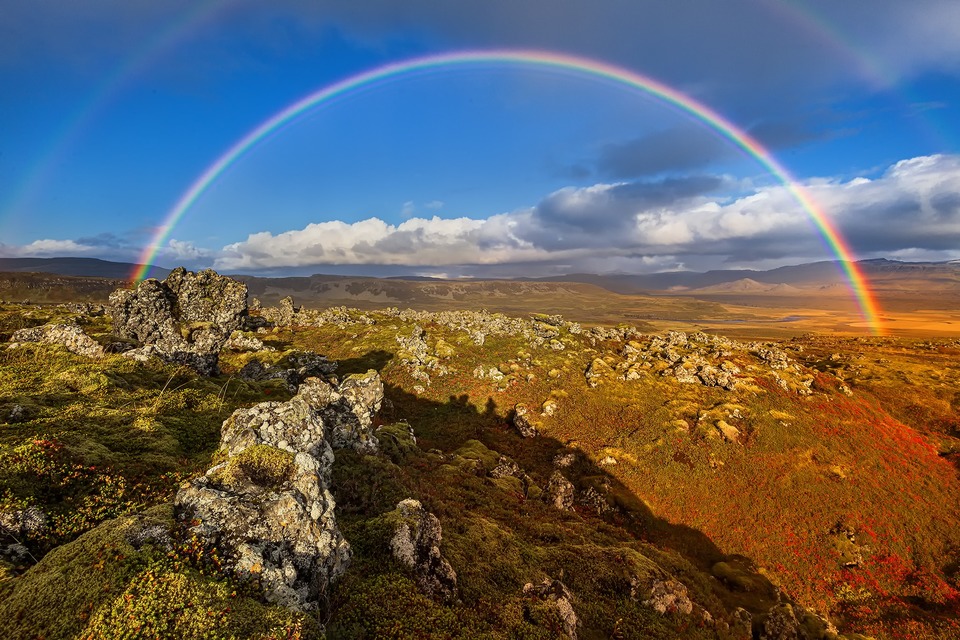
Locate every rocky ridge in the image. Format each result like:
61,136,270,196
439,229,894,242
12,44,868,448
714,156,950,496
174,370,383,611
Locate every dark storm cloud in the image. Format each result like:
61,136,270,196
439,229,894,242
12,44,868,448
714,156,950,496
591,119,828,179
6,1,960,111
595,128,733,178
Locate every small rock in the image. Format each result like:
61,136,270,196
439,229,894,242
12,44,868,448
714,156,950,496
387,499,458,603
512,404,539,438
523,578,579,639
643,579,694,615
544,471,575,511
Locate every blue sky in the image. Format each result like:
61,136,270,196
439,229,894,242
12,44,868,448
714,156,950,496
1,0,959,276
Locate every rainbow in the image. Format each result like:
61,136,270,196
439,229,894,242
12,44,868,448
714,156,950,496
134,49,884,334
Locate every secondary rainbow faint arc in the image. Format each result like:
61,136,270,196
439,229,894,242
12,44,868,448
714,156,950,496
134,48,884,334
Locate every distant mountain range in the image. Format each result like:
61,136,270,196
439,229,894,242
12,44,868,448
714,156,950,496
0,258,171,280
532,258,960,294
0,257,958,305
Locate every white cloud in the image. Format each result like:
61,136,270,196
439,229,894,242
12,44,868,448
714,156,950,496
213,154,960,272
4,155,958,274
0,239,98,257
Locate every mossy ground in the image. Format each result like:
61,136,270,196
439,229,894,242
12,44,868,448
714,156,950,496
2,304,959,638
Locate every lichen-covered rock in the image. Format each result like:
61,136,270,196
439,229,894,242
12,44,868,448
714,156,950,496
489,456,522,479
10,324,104,358
512,404,538,438
523,578,579,639
301,371,383,453
236,350,336,393
387,499,458,603
225,331,271,352
585,357,614,387
545,471,575,511
760,603,802,640
0,506,47,566
643,578,694,615
173,370,385,611
109,267,247,375
0,506,48,539
278,296,297,326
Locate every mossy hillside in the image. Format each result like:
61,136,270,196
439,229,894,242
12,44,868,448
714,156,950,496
0,505,312,640
287,310,960,639
2,304,958,638
0,339,289,557
330,425,728,639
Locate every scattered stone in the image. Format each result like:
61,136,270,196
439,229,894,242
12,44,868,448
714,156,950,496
7,404,26,423
237,351,337,391
577,486,611,515
716,420,741,443
585,357,614,387
643,578,694,615
541,399,558,416
110,267,247,375
544,471,575,511
760,603,802,640
0,506,48,539
387,499,458,603
489,456,522,479
522,578,579,639
512,404,539,438
225,331,272,352
553,452,577,468
278,296,298,326
10,324,104,359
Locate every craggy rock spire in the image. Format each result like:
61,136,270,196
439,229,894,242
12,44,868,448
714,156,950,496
109,267,248,375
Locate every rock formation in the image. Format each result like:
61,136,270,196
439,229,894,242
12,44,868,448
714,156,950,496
109,267,248,375
386,498,458,603
174,370,384,611
523,578,579,639
9,324,104,359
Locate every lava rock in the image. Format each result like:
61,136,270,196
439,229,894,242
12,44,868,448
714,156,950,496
387,498,458,603
109,267,247,375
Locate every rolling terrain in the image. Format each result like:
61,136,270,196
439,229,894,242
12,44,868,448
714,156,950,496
0,265,957,638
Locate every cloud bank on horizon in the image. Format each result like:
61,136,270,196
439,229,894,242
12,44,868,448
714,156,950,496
1,1,958,276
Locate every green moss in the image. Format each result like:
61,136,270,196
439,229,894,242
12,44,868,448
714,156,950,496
0,505,310,640
375,422,419,463
218,444,294,488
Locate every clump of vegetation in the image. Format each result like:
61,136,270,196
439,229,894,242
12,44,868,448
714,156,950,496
0,506,313,640
217,444,295,488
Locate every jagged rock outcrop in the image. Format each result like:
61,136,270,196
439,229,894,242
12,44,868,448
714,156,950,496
109,267,247,375
174,371,386,611
545,471,575,511
239,351,339,392
301,371,383,454
511,404,539,438
9,324,104,358
523,578,580,639
643,578,694,615
386,498,458,603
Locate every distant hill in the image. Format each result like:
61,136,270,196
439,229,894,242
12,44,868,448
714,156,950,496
539,259,960,294
0,258,170,280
